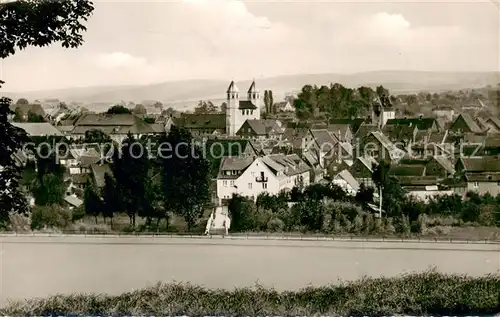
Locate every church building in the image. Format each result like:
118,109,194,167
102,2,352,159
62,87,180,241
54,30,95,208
226,80,262,136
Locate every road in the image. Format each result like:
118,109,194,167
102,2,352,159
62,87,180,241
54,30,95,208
0,236,499,307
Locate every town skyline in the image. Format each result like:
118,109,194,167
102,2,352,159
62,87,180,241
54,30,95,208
1,0,499,92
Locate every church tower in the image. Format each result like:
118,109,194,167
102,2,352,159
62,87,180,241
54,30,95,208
226,81,239,136
247,80,261,119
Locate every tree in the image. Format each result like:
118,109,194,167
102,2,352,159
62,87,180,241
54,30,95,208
264,90,270,113
0,0,94,60
220,102,227,113
84,180,102,224
84,129,111,144
27,110,44,122
101,173,120,226
372,160,390,218
111,134,150,227
31,145,66,206
15,98,29,105
269,90,274,114
194,101,217,114
133,104,147,115
13,107,25,122
159,126,211,230
107,105,131,114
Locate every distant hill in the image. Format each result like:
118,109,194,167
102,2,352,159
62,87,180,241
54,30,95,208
3,71,499,111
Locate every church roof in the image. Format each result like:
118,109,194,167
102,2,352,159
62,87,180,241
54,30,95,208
239,100,258,110
248,80,257,93
227,81,239,93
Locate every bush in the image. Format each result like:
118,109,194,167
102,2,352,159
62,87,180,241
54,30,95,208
267,217,284,232
30,205,71,230
8,212,31,232
3,272,499,316
478,205,497,227
71,206,85,223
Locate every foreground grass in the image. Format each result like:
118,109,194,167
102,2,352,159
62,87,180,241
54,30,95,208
2,271,499,316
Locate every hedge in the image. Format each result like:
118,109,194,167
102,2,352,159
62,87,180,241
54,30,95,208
2,271,499,316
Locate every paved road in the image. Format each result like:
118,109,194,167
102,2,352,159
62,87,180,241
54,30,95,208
0,236,499,307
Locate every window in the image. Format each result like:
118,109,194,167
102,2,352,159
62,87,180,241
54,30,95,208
473,182,479,188
248,183,252,189
251,172,255,177
261,171,265,179
223,180,228,187
263,183,267,189
230,180,235,186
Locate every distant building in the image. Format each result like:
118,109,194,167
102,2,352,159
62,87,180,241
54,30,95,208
432,106,455,122
226,81,262,136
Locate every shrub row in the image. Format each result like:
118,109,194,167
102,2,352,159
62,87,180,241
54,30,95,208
2,271,499,316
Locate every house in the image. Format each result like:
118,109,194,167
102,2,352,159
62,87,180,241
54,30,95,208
59,145,101,175
432,106,455,122
358,131,405,163
348,156,378,188
63,194,83,210
332,169,360,196
385,117,438,132
382,124,418,148
172,113,226,136
410,131,451,159
226,80,262,136
395,176,453,203
371,96,395,128
236,119,282,140
204,138,261,178
216,154,311,204
274,101,294,112
71,113,157,143
301,150,324,183
455,156,500,196
450,113,482,133
11,122,63,137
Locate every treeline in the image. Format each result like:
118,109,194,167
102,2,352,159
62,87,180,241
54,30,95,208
227,181,500,236
293,84,390,120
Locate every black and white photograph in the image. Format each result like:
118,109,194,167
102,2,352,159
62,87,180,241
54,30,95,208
0,0,500,315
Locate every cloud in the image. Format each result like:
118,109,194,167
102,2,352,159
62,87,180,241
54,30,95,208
97,52,148,69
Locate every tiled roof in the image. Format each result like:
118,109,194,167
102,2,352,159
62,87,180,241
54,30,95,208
73,113,156,134
264,154,310,177
247,81,256,93
218,157,253,179
433,155,455,174
64,195,83,207
484,134,500,148
394,175,439,186
465,172,500,182
311,129,337,153
355,123,378,138
386,117,437,130
56,125,75,133
329,118,366,134
389,164,426,176
11,122,62,136
458,156,500,173
335,169,360,192
150,123,165,133
227,81,239,93
487,117,500,129
456,113,482,133
238,100,258,110
90,164,112,188
174,113,226,130
239,119,281,136
358,156,378,172
382,124,416,142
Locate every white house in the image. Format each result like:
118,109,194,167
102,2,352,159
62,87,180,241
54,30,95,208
216,154,311,204
226,81,262,136
332,169,360,196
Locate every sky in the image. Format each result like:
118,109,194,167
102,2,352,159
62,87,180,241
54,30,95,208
1,0,499,92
